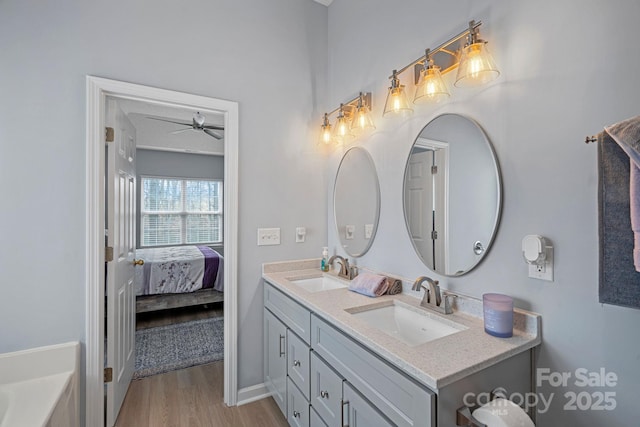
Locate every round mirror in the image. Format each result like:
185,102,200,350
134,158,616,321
334,147,380,257
403,114,501,276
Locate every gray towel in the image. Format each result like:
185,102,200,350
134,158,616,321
598,130,640,309
384,277,403,295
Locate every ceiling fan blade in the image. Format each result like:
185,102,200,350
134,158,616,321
170,128,193,135
202,124,224,130
146,117,192,127
203,128,223,140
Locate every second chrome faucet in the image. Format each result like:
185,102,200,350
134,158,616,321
327,255,358,280
412,276,453,314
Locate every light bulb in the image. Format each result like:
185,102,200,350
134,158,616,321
454,42,499,88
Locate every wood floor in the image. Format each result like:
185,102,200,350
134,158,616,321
115,361,288,427
115,303,288,427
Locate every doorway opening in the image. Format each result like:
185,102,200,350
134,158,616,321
86,76,239,427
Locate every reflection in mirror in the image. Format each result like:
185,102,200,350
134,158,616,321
334,147,380,257
403,114,501,276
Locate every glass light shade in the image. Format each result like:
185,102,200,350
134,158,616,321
332,114,354,143
383,85,413,116
414,66,450,104
454,42,500,88
319,123,333,145
350,104,376,136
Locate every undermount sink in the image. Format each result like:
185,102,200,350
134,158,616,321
288,275,347,293
345,300,466,346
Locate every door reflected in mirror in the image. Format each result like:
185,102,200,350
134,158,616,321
334,147,380,257
403,114,501,276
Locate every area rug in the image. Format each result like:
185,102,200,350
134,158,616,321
134,317,224,379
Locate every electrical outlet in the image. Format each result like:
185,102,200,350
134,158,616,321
528,247,553,281
257,228,280,246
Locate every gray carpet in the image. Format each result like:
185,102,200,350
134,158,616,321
134,317,224,379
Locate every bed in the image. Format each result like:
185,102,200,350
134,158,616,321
134,245,224,313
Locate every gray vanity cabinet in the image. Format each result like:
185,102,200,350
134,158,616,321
288,377,311,427
310,352,343,426
311,314,435,427
288,329,311,399
343,382,394,427
264,308,288,415
310,407,329,427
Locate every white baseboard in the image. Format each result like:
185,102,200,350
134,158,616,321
236,383,271,406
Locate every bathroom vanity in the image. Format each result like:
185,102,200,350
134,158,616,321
263,260,540,427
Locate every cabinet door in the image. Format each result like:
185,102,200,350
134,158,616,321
288,377,310,427
264,308,287,416
288,329,311,400
310,407,329,427
343,382,394,427
310,351,344,427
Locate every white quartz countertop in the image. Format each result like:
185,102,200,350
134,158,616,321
262,259,541,390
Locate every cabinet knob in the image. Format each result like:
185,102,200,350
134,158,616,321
293,410,300,418
320,390,329,399
293,359,301,367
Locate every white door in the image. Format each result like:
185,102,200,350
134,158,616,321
105,97,137,427
406,149,436,269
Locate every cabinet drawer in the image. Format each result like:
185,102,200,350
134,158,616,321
310,351,344,427
288,377,310,427
311,315,435,427
288,329,311,400
264,282,312,344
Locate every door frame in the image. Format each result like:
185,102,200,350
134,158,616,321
85,76,239,427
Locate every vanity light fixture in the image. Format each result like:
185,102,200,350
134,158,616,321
351,92,376,136
318,92,373,145
414,49,450,104
319,113,333,145
385,20,499,109
383,70,413,116
455,21,500,87
332,104,355,143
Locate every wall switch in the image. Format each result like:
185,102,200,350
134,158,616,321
528,247,553,281
364,224,373,239
257,228,280,246
295,227,306,243
345,225,355,240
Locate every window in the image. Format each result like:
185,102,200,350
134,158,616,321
141,177,223,247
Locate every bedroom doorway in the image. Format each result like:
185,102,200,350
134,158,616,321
86,77,239,427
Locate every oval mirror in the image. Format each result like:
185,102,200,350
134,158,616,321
334,147,380,257
403,114,501,276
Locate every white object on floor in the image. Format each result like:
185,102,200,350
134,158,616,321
472,398,534,427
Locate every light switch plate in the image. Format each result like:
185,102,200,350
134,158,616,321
257,228,281,246
364,224,373,239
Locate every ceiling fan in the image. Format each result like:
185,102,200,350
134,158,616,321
146,112,224,140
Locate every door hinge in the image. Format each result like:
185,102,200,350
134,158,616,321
431,230,438,240
431,165,438,174
105,246,114,262
105,127,114,142
104,367,113,383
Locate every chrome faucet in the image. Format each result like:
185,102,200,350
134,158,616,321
412,276,453,314
327,255,357,280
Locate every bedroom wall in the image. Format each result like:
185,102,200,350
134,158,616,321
326,0,640,424
0,0,328,413
135,149,225,253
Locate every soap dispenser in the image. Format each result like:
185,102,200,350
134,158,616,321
321,247,329,272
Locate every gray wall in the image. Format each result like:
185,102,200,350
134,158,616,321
326,0,640,425
0,0,328,407
135,149,224,251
